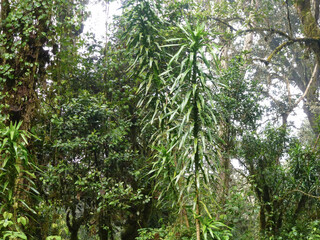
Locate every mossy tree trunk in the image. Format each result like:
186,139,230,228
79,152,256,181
0,0,50,130
294,0,320,135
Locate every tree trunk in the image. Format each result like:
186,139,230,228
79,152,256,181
70,230,79,240
294,0,320,135
218,154,231,207
98,212,112,240
66,207,89,240
181,207,190,228
0,0,50,130
255,177,284,237
0,1,50,236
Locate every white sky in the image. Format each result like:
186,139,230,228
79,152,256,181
84,0,121,41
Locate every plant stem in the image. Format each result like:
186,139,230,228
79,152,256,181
192,49,201,240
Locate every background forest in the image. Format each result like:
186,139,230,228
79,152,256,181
1,0,320,239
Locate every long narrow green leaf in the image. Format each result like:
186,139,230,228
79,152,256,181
181,91,191,112
3,180,9,192
165,38,183,42
19,199,37,214
169,45,185,66
161,43,181,48
2,157,9,168
14,163,20,174
146,74,153,94
13,142,18,157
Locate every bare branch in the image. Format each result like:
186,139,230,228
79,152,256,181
285,75,292,106
252,57,270,65
313,132,320,151
207,17,237,31
294,63,319,107
286,0,293,38
238,28,292,39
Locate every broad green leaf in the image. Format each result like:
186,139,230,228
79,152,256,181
17,216,27,226
4,212,12,219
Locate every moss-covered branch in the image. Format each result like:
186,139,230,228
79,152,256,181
267,38,320,62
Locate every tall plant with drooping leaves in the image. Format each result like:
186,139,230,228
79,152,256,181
124,0,164,90
123,0,169,131
153,22,225,240
120,2,173,237
0,121,37,239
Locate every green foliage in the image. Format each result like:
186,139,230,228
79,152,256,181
2,0,320,239
38,90,149,238
46,236,62,240
147,20,229,239
200,217,232,240
136,226,193,240
284,220,320,240
0,121,38,238
0,212,28,240
223,183,259,239
0,121,37,212
217,57,263,132
136,227,167,240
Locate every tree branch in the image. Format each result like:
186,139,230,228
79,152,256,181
313,131,320,151
286,0,293,38
293,63,319,108
267,38,320,62
238,27,292,39
208,17,237,31
288,189,320,200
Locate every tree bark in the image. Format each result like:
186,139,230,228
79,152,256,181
66,207,89,240
294,0,320,134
